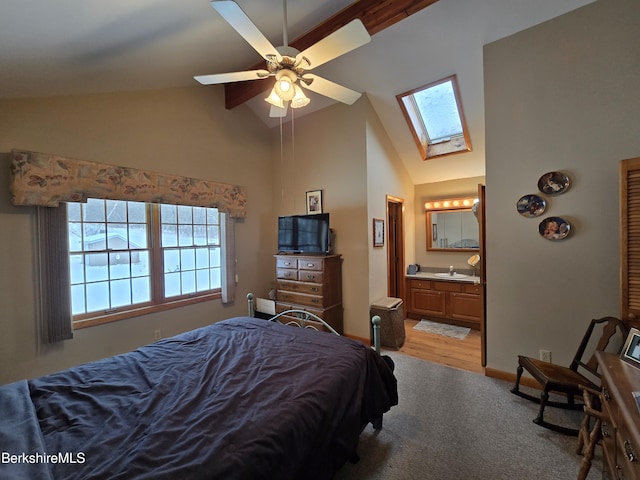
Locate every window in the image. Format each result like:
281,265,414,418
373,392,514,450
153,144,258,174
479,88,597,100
396,75,472,160
68,198,223,327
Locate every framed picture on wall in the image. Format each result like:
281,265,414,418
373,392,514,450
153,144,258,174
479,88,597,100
306,190,323,214
373,218,385,247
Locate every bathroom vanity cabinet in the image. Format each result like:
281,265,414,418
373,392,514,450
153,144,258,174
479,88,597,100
405,278,483,330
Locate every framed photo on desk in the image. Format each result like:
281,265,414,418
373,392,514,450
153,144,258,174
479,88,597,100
621,328,640,368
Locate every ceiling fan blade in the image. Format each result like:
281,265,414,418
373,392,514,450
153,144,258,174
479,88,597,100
296,19,370,70
269,102,289,118
194,69,270,85
301,74,362,105
212,1,281,62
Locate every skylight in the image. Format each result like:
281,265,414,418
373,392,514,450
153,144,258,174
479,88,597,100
397,75,472,160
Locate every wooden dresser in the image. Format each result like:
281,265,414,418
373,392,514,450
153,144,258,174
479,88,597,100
274,254,343,334
596,351,640,479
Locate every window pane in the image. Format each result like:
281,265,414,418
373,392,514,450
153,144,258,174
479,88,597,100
208,226,220,245
196,269,210,291
178,225,193,246
107,224,128,250
70,254,85,284
195,248,209,269
68,223,82,253
132,251,150,277
164,250,180,274
132,276,151,303
86,281,109,312
71,284,86,315
85,254,108,281
181,271,196,295
161,204,176,224
68,203,81,222
83,224,106,252
162,225,178,247
109,251,130,280
110,279,131,308
210,268,221,289
193,207,206,224
181,248,196,271
414,80,463,141
129,224,148,249
207,208,219,224
194,225,207,246
164,272,180,297
210,247,221,268
83,199,105,222
177,205,192,224
127,202,146,223
106,200,127,222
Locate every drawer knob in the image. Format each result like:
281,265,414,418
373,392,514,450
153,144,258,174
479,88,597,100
602,423,610,438
625,440,638,462
307,263,314,267
602,386,611,401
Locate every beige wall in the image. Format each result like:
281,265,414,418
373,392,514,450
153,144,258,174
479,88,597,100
414,176,486,271
483,0,640,373
365,98,415,319
0,86,274,384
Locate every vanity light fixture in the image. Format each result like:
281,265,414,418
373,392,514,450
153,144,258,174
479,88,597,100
424,197,478,211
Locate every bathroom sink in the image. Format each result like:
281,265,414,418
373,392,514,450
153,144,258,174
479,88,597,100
433,273,468,279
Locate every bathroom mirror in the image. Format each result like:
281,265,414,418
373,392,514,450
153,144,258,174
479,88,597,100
426,208,479,251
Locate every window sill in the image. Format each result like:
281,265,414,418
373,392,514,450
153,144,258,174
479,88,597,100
73,292,222,329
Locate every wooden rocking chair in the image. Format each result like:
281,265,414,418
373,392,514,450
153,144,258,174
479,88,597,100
510,316,627,436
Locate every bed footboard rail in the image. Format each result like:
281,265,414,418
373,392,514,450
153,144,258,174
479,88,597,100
247,293,383,352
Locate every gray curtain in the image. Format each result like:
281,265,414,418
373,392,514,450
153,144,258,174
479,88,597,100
221,214,236,304
37,206,73,343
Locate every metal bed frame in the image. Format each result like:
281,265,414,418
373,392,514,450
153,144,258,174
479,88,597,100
247,293,382,354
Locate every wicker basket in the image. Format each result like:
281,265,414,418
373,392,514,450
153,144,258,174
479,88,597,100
370,297,405,350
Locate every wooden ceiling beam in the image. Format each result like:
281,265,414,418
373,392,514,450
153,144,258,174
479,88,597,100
223,0,439,109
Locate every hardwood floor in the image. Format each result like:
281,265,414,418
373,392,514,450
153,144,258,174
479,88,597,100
391,319,484,374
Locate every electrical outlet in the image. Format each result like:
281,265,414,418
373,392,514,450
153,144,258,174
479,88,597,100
539,349,551,363
154,330,162,340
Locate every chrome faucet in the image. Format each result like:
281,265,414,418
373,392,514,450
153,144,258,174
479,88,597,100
449,265,454,276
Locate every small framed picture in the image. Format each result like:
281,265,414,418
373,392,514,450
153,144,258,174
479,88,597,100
307,190,322,215
306,190,323,215
621,328,640,368
373,218,384,247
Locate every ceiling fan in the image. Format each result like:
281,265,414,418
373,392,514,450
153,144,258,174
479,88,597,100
194,0,371,117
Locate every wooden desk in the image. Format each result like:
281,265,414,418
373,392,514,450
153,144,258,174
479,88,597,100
596,351,640,479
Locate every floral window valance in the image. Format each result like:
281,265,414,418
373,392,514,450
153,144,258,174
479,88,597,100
9,149,247,218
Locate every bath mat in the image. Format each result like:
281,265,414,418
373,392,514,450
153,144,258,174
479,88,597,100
413,319,470,339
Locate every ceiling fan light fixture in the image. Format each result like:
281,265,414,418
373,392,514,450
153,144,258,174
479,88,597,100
274,69,297,101
291,85,310,109
265,87,284,108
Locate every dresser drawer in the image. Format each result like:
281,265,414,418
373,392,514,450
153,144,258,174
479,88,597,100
276,268,298,280
277,280,323,296
616,421,640,479
298,270,323,283
276,290,326,308
276,257,298,269
464,283,481,295
298,257,324,271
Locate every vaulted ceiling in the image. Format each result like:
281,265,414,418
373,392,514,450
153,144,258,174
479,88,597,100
0,0,594,184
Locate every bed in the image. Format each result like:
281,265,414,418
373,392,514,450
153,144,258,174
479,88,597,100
0,296,398,480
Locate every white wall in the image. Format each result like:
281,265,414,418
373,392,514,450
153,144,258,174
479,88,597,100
0,86,274,384
483,0,640,373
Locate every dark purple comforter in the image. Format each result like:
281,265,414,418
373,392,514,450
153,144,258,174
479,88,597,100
1,317,397,480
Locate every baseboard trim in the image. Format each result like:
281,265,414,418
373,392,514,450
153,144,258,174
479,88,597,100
485,367,540,389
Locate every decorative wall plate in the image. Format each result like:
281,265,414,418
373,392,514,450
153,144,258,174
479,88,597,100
537,171,570,195
538,216,571,240
516,194,546,217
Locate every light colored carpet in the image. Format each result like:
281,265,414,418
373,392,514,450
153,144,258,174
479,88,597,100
413,319,470,339
334,351,602,480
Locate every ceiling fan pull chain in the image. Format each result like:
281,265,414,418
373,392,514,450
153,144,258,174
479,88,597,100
282,0,288,47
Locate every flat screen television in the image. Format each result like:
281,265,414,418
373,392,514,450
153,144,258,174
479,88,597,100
278,213,330,254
